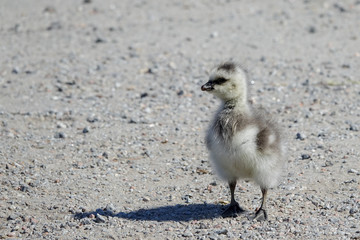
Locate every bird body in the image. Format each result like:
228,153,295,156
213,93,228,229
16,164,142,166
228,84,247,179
206,105,283,189
201,61,285,219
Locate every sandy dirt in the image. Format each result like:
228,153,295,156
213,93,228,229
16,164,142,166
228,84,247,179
0,0,359,239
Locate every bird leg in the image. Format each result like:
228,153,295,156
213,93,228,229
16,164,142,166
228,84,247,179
254,187,268,221
221,181,245,218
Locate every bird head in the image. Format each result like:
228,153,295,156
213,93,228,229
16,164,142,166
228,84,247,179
201,62,248,102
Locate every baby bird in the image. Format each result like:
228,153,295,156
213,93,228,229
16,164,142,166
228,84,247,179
201,62,285,220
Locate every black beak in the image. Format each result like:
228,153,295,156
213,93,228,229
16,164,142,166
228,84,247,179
201,82,214,91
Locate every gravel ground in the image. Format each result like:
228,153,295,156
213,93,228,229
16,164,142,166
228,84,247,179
1,0,360,239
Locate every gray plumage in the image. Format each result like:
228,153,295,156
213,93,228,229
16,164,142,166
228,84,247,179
201,61,285,220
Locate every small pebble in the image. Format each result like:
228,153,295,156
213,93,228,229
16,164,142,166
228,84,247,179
182,231,193,237
95,214,106,223
210,181,217,186
47,22,62,31
43,6,56,13
296,133,306,140
169,62,177,70
301,154,311,160
7,232,16,238
348,169,358,174
182,195,192,203
104,204,116,215
95,38,105,43
7,214,17,221
57,122,67,129
82,127,89,133
308,26,316,33
349,208,357,215
334,3,346,12
102,152,108,159
54,132,65,139
302,79,309,86
177,90,184,96
210,31,218,38
349,124,358,131
323,160,333,167
216,229,228,235
140,93,148,98
87,116,99,123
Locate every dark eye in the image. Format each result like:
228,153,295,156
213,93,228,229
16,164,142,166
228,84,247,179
212,77,228,85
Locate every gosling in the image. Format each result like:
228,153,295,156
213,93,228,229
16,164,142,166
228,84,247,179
201,61,285,220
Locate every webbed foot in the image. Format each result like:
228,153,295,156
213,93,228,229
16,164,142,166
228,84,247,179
221,202,245,218
253,208,267,221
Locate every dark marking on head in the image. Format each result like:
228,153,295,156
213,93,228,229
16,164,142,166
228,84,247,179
217,62,237,73
211,77,228,85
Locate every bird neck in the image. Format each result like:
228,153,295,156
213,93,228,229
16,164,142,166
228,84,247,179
224,98,251,114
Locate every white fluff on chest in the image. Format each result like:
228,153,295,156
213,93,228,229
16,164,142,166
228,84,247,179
208,124,281,189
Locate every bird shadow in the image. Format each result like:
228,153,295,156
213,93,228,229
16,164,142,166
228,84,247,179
74,203,223,222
